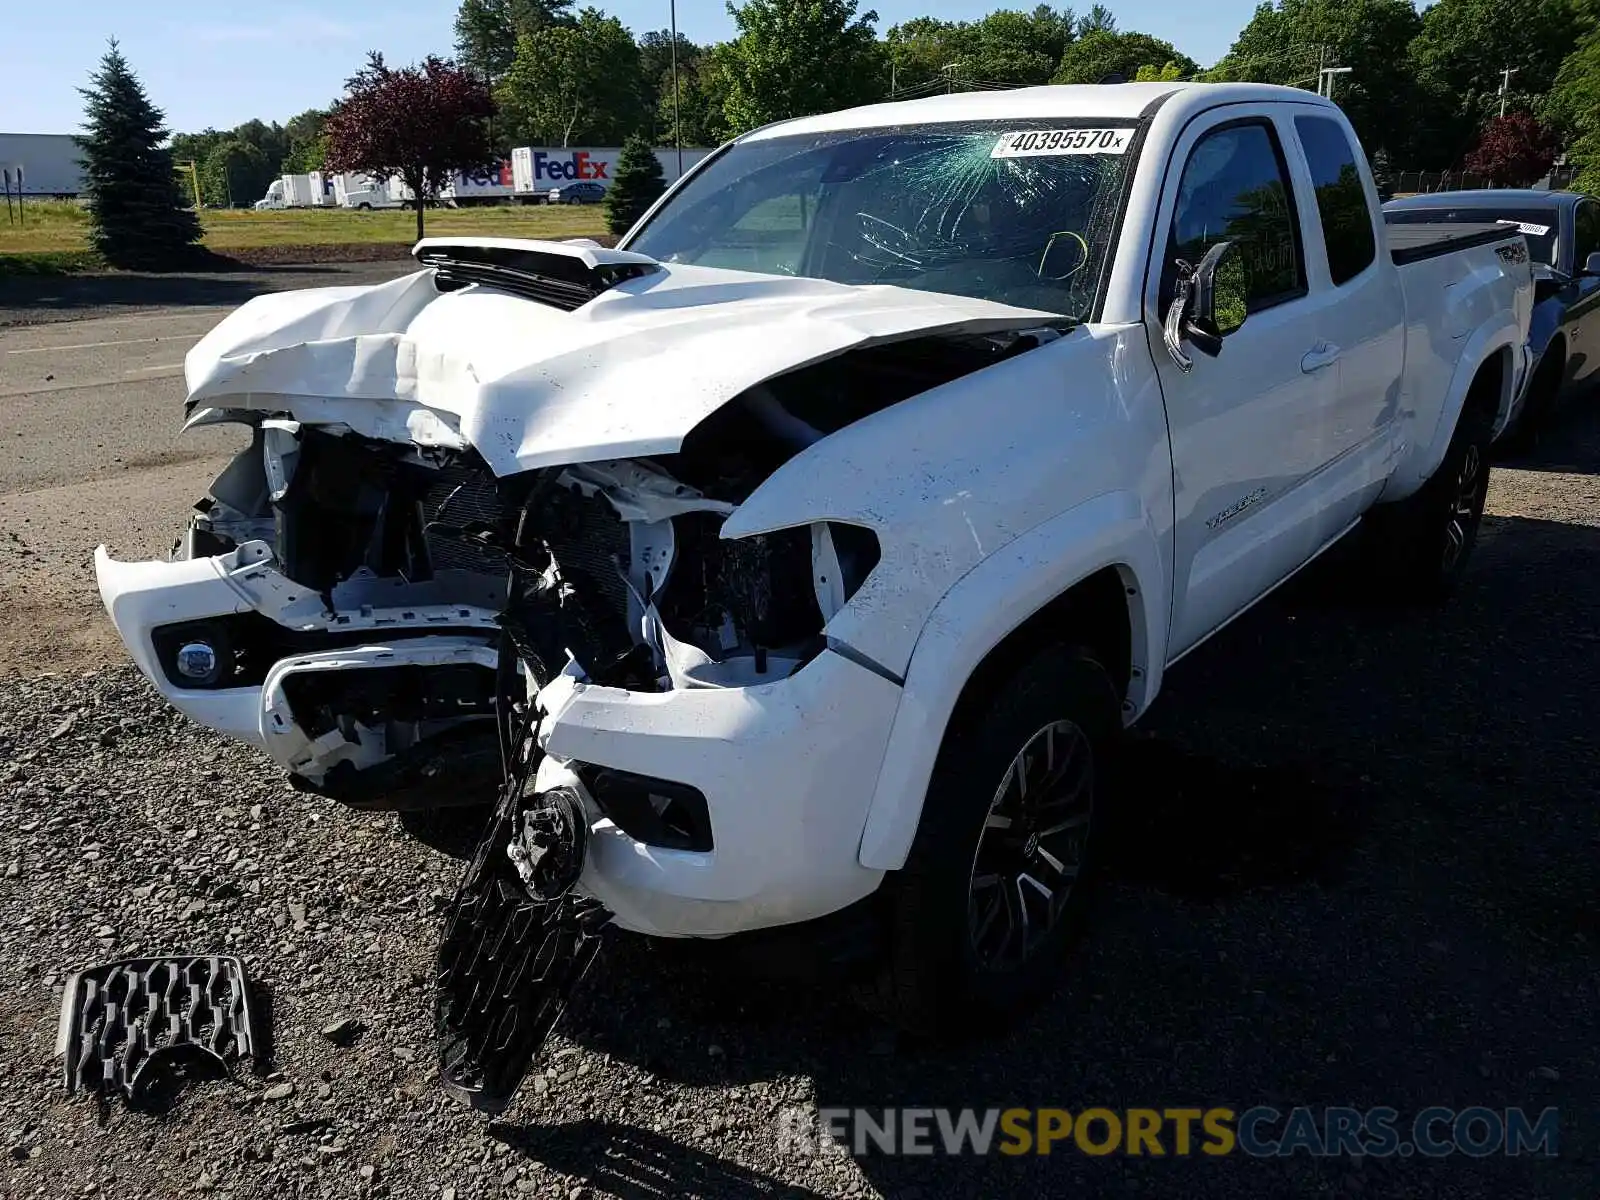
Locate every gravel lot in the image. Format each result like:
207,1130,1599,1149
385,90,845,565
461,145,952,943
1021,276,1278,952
1,401,1596,1197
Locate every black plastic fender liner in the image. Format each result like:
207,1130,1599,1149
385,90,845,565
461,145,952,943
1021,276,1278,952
434,717,610,1114
57,955,259,1105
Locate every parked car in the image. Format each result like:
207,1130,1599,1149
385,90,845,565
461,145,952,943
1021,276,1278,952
1386,188,1600,437
96,82,1531,1083
548,181,606,205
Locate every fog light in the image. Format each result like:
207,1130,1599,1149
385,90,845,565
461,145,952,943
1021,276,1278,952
578,764,713,852
175,641,220,685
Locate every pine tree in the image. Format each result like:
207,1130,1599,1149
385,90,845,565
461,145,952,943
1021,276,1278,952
77,41,202,269
604,135,668,236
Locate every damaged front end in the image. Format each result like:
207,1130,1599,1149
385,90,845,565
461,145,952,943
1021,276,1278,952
96,240,1059,812
97,424,513,807
88,238,1075,1109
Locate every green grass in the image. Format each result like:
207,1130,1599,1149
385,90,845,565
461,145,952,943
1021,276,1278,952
0,201,606,274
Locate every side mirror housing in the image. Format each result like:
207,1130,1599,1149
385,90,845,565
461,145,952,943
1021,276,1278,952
1163,241,1244,371
1583,251,1600,276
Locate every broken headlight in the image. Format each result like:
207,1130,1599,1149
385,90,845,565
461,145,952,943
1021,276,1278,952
649,516,880,686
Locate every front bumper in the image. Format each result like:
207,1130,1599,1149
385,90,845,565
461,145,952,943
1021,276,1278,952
94,544,272,749
94,541,502,781
533,649,903,938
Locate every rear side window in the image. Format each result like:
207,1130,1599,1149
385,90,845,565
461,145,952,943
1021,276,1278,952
1294,115,1376,286
1166,121,1305,320
1572,200,1600,270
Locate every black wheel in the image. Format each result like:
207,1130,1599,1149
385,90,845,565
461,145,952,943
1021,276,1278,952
869,643,1119,1037
1364,389,1494,604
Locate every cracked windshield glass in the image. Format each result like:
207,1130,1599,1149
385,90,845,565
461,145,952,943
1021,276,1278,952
628,122,1138,318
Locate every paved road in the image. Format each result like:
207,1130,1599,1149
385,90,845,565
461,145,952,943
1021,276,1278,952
0,262,416,673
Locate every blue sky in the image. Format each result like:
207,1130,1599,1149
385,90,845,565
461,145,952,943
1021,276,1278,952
9,1,1264,135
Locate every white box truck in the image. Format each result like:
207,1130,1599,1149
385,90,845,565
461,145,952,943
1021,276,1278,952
332,173,402,209
281,174,316,208
253,174,319,210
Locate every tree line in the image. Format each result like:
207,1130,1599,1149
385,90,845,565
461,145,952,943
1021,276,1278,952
165,0,1600,209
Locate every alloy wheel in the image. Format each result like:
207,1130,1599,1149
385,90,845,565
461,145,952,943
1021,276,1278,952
1443,442,1484,573
967,719,1094,971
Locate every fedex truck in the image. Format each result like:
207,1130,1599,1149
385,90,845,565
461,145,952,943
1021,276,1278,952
510,146,712,201
442,161,515,206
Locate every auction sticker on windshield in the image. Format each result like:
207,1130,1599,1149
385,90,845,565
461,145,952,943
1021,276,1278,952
1515,222,1551,236
992,128,1132,157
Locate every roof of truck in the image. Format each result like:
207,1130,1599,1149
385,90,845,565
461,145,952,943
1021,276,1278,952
739,82,1337,142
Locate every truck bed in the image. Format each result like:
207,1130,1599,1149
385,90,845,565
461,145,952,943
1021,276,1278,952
1386,221,1518,266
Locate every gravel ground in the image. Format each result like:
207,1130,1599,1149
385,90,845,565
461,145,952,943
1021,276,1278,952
2,408,1598,1199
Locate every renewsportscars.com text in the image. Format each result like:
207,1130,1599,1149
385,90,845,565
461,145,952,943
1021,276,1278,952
775,1105,1560,1158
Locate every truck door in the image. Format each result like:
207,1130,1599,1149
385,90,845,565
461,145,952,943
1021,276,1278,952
1144,107,1341,657
1566,198,1600,388
1288,112,1405,540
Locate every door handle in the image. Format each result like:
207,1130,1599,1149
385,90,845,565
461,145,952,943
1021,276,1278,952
1300,343,1341,373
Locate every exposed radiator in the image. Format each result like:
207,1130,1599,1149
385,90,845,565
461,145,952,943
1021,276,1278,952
420,467,632,622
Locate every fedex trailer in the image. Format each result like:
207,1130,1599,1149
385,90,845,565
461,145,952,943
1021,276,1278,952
510,146,712,201
443,161,515,206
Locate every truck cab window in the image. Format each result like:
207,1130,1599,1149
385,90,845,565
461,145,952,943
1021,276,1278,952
1294,115,1377,286
1165,121,1305,327
1572,200,1600,272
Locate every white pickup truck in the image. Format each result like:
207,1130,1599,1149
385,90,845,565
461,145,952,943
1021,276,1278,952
97,82,1530,1049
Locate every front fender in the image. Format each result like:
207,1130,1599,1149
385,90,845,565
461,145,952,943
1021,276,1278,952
855,490,1168,871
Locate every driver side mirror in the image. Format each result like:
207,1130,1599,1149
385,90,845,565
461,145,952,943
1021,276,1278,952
1584,251,1600,276
1163,241,1246,372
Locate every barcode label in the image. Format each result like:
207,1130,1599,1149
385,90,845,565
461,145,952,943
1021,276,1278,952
992,128,1133,157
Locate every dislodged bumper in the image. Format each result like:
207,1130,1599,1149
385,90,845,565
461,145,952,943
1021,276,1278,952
94,541,502,785
532,649,904,938
95,545,270,748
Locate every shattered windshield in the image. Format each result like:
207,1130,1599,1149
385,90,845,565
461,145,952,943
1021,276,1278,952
625,121,1141,319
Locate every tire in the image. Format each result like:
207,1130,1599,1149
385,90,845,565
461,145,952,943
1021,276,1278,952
868,643,1120,1038
1363,386,1494,604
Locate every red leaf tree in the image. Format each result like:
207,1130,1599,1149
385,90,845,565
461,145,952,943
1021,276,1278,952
324,52,496,242
1464,113,1561,188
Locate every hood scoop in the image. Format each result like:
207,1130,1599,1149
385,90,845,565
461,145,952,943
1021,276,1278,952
413,237,662,312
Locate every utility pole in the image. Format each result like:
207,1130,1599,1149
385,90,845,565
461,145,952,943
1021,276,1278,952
670,0,682,177
1499,66,1518,117
1319,66,1352,100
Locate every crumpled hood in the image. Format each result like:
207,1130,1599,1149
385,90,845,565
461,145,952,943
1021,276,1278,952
183,244,1060,476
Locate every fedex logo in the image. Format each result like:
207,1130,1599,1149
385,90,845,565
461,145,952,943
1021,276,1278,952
531,151,610,182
